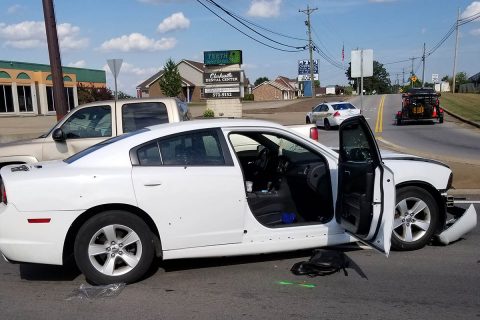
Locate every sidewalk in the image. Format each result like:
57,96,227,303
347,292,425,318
0,115,57,143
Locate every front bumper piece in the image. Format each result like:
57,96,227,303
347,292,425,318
437,203,477,245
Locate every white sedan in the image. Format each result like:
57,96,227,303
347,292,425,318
306,101,361,130
0,117,475,284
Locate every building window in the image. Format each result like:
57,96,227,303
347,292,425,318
0,85,14,113
17,85,33,112
47,86,75,112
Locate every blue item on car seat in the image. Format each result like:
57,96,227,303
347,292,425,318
282,212,296,224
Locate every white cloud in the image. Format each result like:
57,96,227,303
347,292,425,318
157,12,190,33
7,4,24,14
0,21,89,50
99,33,176,52
471,28,480,36
461,1,480,19
68,60,87,68
247,0,282,18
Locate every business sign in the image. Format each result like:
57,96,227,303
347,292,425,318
298,74,319,81
204,86,240,99
351,49,373,78
432,74,439,83
204,50,242,66
203,71,241,84
298,59,318,75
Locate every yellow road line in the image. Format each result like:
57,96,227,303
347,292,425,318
375,95,385,133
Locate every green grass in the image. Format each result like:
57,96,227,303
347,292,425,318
440,93,480,123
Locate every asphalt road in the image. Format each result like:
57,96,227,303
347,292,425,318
348,94,480,165
0,95,478,319
0,203,478,320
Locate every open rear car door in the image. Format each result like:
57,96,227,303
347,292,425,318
336,116,395,255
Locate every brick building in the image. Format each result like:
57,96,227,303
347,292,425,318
252,76,297,101
136,60,205,102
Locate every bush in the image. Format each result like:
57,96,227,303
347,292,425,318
243,93,254,101
203,108,215,118
343,86,353,95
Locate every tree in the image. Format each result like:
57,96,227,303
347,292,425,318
254,77,269,86
117,91,134,99
454,72,469,91
77,83,113,105
345,61,392,94
159,58,182,97
314,80,320,88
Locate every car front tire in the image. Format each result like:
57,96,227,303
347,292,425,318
391,187,439,251
306,116,311,124
74,210,155,285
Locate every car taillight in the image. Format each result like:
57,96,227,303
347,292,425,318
439,108,444,113
333,111,340,117
0,180,6,205
309,127,319,141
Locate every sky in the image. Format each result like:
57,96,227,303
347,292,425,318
0,0,479,95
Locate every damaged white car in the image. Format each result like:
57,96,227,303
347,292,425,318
0,117,476,284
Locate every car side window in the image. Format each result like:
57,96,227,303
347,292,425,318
160,130,225,166
321,105,329,112
137,141,162,166
61,105,112,139
340,123,374,162
313,105,322,112
122,102,169,133
134,130,226,166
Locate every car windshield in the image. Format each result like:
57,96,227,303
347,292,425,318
64,128,149,164
332,103,356,110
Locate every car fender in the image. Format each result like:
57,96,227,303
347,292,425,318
382,158,451,190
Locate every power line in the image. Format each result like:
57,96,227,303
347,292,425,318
196,0,305,52
203,0,305,49
207,1,307,41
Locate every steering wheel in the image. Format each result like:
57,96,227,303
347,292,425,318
255,147,270,172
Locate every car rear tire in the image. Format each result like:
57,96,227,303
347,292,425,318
306,116,311,124
439,117,444,124
391,187,439,251
396,118,402,126
324,119,331,130
74,210,155,285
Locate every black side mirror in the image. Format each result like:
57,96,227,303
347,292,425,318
52,128,66,142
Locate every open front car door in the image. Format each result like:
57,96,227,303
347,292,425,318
336,116,395,255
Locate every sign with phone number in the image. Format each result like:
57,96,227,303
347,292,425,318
204,86,240,99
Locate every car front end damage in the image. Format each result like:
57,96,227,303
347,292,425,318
437,194,477,245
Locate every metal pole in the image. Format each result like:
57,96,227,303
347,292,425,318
360,49,364,112
422,42,426,87
42,0,68,120
452,8,460,94
299,5,318,98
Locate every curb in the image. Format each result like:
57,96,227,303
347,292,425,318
442,107,480,129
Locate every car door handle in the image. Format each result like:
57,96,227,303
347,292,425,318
344,170,350,175
144,183,162,187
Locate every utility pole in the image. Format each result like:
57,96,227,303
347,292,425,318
299,5,317,98
409,57,416,87
42,0,68,120
422,42,426,87
402,68,405,86
452,8,460,94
